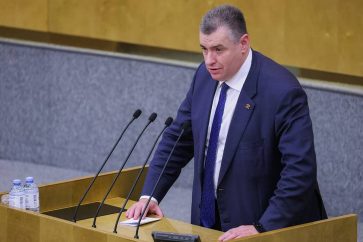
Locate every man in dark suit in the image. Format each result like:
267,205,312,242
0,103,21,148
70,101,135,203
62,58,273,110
126,5,327,241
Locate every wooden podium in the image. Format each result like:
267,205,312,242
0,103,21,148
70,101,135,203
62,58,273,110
0,166,358,242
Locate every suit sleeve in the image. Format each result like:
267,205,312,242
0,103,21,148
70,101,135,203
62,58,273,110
141,66,202,202
259,87,317,231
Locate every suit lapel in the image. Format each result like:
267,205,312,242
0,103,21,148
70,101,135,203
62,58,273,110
217,92,255,186
217,50,260,186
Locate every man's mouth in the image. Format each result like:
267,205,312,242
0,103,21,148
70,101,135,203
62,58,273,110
209,70,222,77
208,67,221,73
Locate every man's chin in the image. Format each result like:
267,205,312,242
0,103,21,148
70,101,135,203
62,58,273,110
210,73,225,81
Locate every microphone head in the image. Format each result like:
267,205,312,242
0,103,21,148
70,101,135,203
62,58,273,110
148,113,157,122
165,117,173,126
182,120,191,130
133,109,142,119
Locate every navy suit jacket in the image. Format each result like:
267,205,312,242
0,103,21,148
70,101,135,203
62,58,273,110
142,50,327,232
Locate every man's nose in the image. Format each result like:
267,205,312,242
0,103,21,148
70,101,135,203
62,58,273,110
205,51,216,66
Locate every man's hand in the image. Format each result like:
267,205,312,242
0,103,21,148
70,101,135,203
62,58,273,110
218,225,258,241
125,198,163,220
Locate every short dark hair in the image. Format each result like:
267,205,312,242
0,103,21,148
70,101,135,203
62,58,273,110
200,5,248,42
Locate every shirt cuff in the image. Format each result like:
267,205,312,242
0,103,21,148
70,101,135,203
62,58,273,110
139,195,159,205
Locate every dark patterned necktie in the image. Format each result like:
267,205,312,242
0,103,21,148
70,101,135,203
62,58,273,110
200,82,229,228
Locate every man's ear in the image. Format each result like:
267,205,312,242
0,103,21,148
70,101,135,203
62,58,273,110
240,34,250,54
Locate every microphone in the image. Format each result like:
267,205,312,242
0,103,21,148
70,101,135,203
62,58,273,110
92,113,157,228
113,117,173,233
134,120,191,239
72,109,142,222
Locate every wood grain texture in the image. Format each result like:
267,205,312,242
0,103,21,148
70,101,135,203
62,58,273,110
0,0,362,76
39,166,147,212
0,0,47,31
233,214,357,242
0,167,358,242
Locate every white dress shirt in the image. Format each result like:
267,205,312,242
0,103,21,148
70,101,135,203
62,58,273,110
206,49,252,195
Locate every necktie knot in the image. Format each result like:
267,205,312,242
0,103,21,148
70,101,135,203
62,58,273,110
221,82,229,94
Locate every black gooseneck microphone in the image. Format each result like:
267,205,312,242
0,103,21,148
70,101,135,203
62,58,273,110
134,120,191,239
92,113,157,228
113,117,173,233
72,109,142,223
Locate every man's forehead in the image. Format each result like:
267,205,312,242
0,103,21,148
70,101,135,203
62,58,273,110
199,28,231,47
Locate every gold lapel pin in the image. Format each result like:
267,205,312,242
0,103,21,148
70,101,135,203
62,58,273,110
244,103,252,110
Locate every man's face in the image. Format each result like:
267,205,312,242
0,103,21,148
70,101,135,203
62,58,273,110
199,26,249,81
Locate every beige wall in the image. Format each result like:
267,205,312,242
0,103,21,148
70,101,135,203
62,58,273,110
1,0,362,77
0,0,48,31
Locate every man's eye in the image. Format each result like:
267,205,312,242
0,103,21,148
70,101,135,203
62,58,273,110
216,48,223,53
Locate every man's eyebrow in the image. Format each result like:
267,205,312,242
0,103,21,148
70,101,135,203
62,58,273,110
199,44,225,49
214,44,225,49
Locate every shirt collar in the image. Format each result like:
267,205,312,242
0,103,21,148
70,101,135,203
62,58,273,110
218,48,253,91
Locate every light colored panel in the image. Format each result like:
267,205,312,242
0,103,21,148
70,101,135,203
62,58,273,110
39,167,146,212
234,0,286,62
234,214,357,242
0,195,358,242
77,198,223,241
337,0,363,76
40,216,74,242
2,0,363,76
0,206,7,242
40,180,74,212
48,0,122,40
48,0,203,50
6,208,40,242
48,0,287,53
0,0,47,31
73,225,108,242
284,0,340,71
116,0,203,50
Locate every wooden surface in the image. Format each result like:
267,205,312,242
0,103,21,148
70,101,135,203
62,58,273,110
0,0,47,31
0,0,362,77
0,167,358,241
234,214,357,242
38,167,147,212
78,197,223,241
0,202,357,242
0,167,223,242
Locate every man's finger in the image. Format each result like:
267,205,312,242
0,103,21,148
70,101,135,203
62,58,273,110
218,231,231,241
141,204,149,219
219,231,237,242
153,205,164,217
133,204,145,220
126,205,134,218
